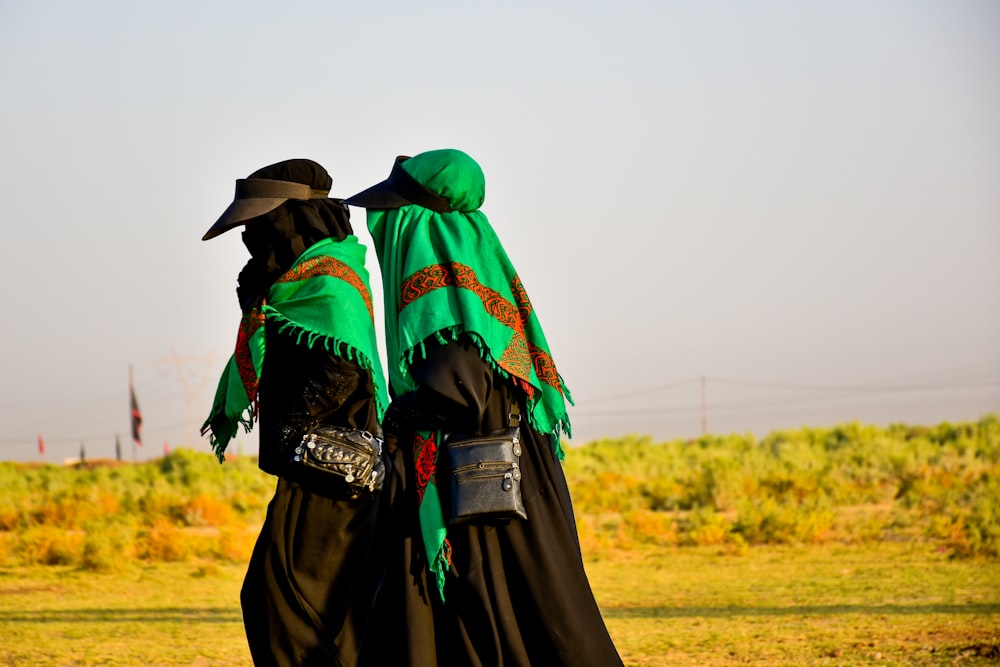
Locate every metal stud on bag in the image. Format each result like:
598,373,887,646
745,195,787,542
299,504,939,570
290,426,385,495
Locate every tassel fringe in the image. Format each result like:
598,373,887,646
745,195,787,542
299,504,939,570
399,325,572,458
273,316,387,419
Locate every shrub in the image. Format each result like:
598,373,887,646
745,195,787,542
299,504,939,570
683,506,732,547
81,519,135,572
2,415,997,563
16,526,83,566
0,531,16,566
935,472,1000,559
217,526,258,562
136,518,190,562
621,510,679,547
181,494,236,527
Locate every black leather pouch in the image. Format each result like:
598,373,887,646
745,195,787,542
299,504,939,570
442,404,526,524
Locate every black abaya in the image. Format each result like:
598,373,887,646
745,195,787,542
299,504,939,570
241,321,385,667
361,337,623,667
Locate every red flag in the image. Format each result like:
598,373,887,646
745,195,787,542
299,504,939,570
130,367,143,447
38,432,45,456
163,440,170,456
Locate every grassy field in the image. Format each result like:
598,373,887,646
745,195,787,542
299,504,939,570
1,418,996,664
1,542,997,666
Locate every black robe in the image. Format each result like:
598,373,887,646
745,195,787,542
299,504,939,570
241,320,385,667
361,337,623,667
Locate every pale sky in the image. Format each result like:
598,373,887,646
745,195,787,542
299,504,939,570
1,1,998,463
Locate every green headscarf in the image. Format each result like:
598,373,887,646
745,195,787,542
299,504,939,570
367,149,573,446
363,149,573,600
202,236,387,462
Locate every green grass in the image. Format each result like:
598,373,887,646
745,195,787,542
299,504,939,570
594,543,999,666
0,561,248,666
1,417,996,664
1,543,996,666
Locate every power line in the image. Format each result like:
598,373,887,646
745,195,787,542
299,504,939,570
4,371,182,436
583,377,701,406
574,374,1000,419
578,360,1000,408
711,360,1000,393
711,378,1000,393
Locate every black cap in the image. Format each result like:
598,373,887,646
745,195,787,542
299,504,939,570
203,178,330,241
343,156,452,212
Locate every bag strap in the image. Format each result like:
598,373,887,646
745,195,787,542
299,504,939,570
508,400,521,429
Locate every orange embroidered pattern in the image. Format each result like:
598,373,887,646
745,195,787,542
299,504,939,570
400,263,563,395
277,256,374,320
236,308,266,407
497,333,531,381
511,274,533,324
530,341,562,395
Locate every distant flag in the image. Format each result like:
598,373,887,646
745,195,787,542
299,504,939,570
80,442,86,463
115,434,122,461
130,365,143,447
38,432,45,457
164,440,170,456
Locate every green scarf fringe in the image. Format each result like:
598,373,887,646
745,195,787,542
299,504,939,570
402,325,570,458
269,312,388,419
203,236,387,463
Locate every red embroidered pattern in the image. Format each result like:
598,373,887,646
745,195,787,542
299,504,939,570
277,256,374,319
413,431,438,503
530,341,563,395
510,275,533,324
497,332,531,380
236,308,266,406
400,263,563,395
400,263,522,330
442,538,453,567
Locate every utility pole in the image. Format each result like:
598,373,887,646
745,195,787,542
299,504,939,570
160,350,219,444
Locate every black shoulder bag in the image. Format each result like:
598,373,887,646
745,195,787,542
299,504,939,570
291,426,385,499
442,402,526,524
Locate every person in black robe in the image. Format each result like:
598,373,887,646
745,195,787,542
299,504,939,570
346,149,624,666
201,159,388,667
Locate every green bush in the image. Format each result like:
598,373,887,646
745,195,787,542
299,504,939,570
563,413,999,557
81,517,136,572
0,449,273,566
2,416,997,564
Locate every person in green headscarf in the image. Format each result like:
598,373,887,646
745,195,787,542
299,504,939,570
201,158,388,667
346,149,623,666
